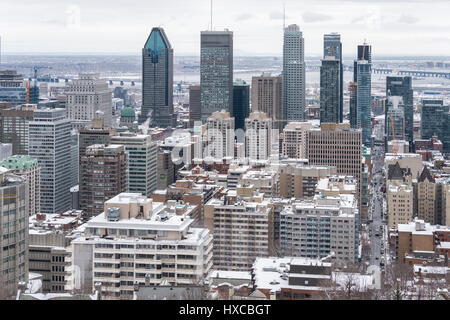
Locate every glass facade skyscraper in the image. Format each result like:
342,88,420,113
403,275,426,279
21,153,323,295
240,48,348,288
140,27,176,128
356,60,372,146
232,81,250,130
200,30,233,123
283,24,305,123
421,98,444,140
320,57,341,123
386,76,413,150
324,33,343,122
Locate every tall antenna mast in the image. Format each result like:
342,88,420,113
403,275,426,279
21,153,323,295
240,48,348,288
283,3,286,30
210,0,213,31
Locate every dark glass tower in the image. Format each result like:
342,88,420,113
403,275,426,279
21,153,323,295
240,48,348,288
386,76,413,151
324,33,343,122
421,98,444,140
232,81,250,130
200,30,233,123
140,27,176,128
353,44,372,82
320,57,340,123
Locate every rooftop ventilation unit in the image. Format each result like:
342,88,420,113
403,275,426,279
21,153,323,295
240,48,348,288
107,207,120,221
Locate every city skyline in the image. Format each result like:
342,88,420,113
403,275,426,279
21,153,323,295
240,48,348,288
1,0,450,56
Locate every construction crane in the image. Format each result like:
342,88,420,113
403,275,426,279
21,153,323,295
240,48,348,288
32,66,52,80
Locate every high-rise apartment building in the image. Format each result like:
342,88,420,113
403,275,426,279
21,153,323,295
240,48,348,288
140,27,176,128
355,60,372,146
71,193,213,299
111,132,157,197
204,111,235,159
232,81,250,130
349,82,358,128
320,57,341,123
0,155,40,216
323,33,343,123
283,25,306,122
0,104,35,155
386,76,413,150
29,109,72,214
66,73,113,129
189,84,201,127
79,144,127,217
245,111,273,160
79,118,116,160
251,74,282,126
204,187,274,271
0,167,28,298
200,30,233,122
281,122,313,159
280,194,359,265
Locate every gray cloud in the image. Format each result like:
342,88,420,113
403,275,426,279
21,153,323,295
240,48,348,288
397,14,419,24
235,13,253,22
302,12,333,23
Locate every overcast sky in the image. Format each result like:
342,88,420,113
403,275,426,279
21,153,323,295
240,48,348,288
1,0,450,56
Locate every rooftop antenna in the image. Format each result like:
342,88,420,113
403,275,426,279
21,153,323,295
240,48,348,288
210,0,213,31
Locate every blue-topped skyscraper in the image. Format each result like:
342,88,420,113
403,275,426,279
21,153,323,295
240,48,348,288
139,27,176,128
200,30,233,123
323,33,343,122
283,24,305,123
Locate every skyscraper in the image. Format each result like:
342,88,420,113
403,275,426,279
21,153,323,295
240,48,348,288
189,84,201,127
386,76,413,150
79,144,127,217
200,30,233,123
0,104,35,155
386,96,406,141
251,74,282,126
283,25,306,123
140,27,176,128
421,99,444,140
353,43,372,82
29,109,72,214
355,56,372,146
232,80,250,130
320,57,341,123
324,33,343,122
65,73,113,129
349,82,358,128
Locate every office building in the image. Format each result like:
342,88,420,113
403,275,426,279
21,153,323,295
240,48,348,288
0,167,28,298
65,73,113,129
119,107,136,129
111,132,157,197
200,30,233,122
71,193,213,299
283,24,306,122
386,76,413,150
79,144,127,217
320,57,341,123
324,33,343,123
251,74,282,125
0,155,40,216
421,99,444,140
29,109,72,214
0,104,35,155
189,84,201,127
245,111,273,160
78,118,116,160
232,81,250,130
0,70,38,106
140,27,176,128
386,96,405,141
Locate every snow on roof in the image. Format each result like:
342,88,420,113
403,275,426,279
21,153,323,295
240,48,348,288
437,241,450,249
208,270,252,281
414,265,450,275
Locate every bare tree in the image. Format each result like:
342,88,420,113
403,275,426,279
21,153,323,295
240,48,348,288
382,261,415,300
